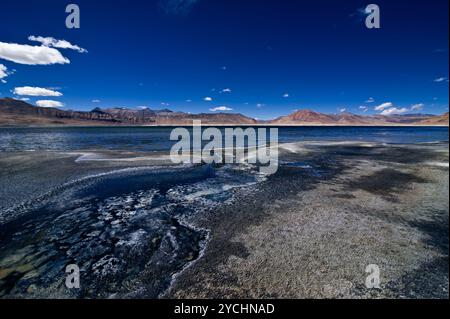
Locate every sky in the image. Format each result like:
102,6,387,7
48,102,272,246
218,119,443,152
0,0,448,119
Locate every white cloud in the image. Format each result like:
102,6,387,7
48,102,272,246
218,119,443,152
13,86,62,97
366,97,375,103
0,64,9,81
0,42,70,65
220,88,232,93
210,106,232,112
283,93,289,98
35,100,64,108
0,64,15,83
18,97,30,101
203,97,213,101
411,103,425,111
374,102,393,111
92,99,101,103
28,36,87,53
256,103,265,108
381,107,409,116
339,108,346,113
434,77,448,83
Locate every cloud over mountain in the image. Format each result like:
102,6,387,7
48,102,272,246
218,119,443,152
374,102,393,111
13,86,63,97
35,100,64,108
380,107,409,116
210,106,232,112
411,103,424,111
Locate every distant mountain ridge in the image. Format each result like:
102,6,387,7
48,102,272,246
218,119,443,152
0,98,256,125
0,98,448,126
271,109,449,126
271,110,376,125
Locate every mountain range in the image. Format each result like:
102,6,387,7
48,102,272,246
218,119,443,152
0,98,448,126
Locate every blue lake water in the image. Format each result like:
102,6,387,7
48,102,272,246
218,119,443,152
0,126,448,152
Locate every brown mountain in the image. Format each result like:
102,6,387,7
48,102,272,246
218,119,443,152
417,112,449,125
271,109,449,126
272,110,336,124
0,98,118,125
271,109,381,125
333,112,377,125
0,98,448,126
0,98,256,126
99,107,257,125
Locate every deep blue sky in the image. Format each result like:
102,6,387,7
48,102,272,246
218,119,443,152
0,0,448,119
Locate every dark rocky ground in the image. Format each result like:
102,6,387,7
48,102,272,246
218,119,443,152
0,142,448,299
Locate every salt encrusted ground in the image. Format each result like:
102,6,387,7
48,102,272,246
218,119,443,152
0,142,448,298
